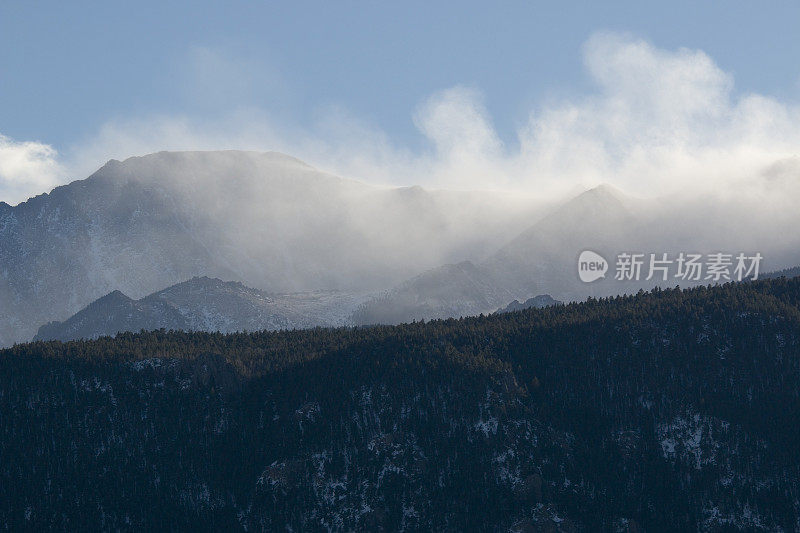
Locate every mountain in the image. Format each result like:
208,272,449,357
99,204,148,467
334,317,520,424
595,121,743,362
483,182,800,304
3,277,800,530
0,150,541,346
7,150,799,345
34,276,363,342
351,260,516,325
33,290,184,342
353,185,644,324
495,294,562,313
353,181,800,325
483,183,645,301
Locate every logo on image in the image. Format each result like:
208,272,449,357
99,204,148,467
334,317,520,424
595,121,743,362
578,250,609,283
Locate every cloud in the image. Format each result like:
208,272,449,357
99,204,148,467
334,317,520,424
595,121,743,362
412,87,508,189
0,134,63,205
9,32,800,204
513,32,800,196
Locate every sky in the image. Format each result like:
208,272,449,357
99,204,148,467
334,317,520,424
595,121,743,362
1,1,799,204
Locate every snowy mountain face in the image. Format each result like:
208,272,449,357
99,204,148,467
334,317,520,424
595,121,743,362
34,277,365,342
0,150,540,346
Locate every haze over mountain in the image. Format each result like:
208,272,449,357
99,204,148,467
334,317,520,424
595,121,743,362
0,150,541,346
353,181,800,325
4,149,800,344
353,186,641,325
351,260,517,325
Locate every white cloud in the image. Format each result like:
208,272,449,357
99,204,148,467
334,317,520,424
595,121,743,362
412,87,508,189
513,32,800,196
8,32,800,203
0,134,63,205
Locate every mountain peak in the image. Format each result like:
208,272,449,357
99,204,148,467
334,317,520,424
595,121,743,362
555,183,632,218
97,290,132,303
577,183,628,203
150,277,251,299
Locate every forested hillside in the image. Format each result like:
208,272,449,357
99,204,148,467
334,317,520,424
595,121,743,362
2,277,800,531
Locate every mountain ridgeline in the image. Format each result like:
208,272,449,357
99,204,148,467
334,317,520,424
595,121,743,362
2,276,800,530
34,275,561,343
495,294,562,313
33,276,363,342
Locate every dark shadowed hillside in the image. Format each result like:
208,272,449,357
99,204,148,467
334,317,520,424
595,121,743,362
3,276,800,530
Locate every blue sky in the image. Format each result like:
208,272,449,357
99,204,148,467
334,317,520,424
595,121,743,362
1,1,799,203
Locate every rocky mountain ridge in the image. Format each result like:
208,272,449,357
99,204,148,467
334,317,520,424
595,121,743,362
34,276,363,342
